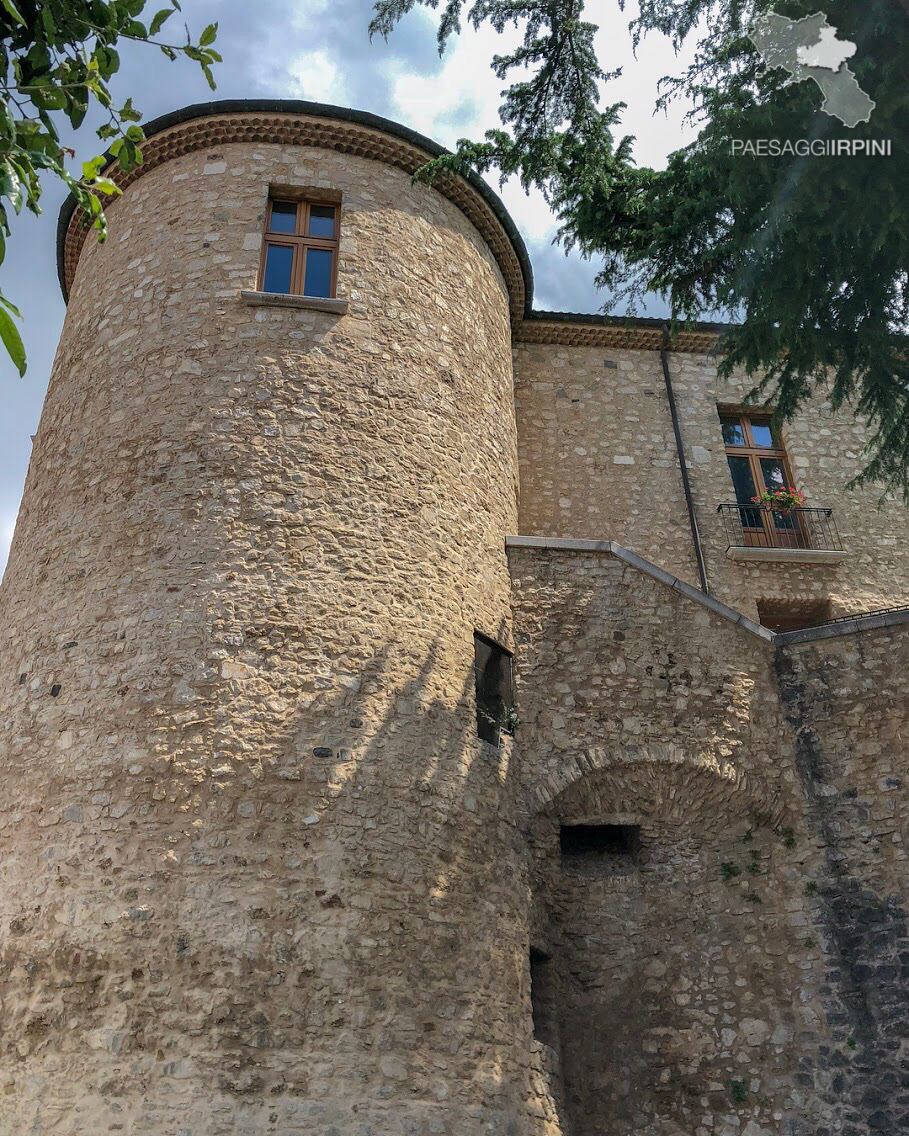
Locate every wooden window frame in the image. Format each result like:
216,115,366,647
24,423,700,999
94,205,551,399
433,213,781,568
258,196,340,298
721,410,804,548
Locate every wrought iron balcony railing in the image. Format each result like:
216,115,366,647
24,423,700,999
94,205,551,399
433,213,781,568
717,503,844,554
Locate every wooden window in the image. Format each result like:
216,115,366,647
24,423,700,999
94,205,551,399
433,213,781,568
720,410,803,547
258,197,339,298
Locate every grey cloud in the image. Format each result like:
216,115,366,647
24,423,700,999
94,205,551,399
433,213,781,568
528,238,672,319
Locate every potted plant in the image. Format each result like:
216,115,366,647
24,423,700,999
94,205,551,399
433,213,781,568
751,486,806,515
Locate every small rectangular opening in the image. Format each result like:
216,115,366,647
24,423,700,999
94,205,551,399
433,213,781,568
529,947,556,1048
757,598,832,632
259,193,341,298
474,631,513,746
560,824,640,873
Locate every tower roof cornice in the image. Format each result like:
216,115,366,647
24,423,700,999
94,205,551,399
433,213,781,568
56,98,535,319
56,98,735,349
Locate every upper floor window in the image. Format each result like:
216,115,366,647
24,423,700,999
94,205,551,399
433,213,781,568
721,411,794,498
259,196,339,299
721,409,801,542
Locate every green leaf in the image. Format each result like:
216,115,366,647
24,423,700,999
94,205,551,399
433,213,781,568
0,303,26,376
119,97,142,123
149,8,174,35
40,8,56,43
82,155,106,180
93,177,121,196
0,162,23,213
0,0,25,26
199,22,217,47
0,291,21,318
0,102,15,144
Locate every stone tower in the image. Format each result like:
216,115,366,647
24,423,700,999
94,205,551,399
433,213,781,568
0,103,533,1134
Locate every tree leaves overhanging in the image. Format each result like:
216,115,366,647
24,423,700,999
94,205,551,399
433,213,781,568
371,0,909,494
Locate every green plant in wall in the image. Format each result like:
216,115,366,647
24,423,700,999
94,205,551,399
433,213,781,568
728,1080,748,1104
721,861,741,881
0,0,220,375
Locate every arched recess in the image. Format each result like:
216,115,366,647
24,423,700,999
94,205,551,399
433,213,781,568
524,755,813,1136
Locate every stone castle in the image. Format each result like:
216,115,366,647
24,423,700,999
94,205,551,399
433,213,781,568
0,100,907,1136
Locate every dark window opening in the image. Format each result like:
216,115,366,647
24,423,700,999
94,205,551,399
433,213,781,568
757,598,832,633
474,631,513,745
529,947,557,1048
560,824,641,873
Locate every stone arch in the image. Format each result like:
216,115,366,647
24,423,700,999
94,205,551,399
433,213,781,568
525,742,786,829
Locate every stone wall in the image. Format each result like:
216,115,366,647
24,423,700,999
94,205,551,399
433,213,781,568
0,131,530,1135
513,342,699,583
2,102,908,1136
513,339,909,620
509,543,909,1136
775,625,909,1136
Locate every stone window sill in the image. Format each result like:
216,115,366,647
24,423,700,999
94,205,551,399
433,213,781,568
726,546,848,565
240,290,348,315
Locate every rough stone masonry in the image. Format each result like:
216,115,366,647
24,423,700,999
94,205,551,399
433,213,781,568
0,100,906,1136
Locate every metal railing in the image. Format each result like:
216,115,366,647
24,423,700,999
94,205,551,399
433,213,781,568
717,503,844,552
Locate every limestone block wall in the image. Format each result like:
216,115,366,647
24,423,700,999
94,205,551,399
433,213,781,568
509,544,909,1136
513,340,909,619
775,626,909,1136
513,341,699,582
0,125,529,1135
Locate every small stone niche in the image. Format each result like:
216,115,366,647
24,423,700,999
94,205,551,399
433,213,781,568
529,947,558,1048
757,597,832,632
559,823,641,875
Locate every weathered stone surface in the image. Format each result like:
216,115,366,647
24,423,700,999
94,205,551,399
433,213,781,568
0,130,525,1133
514,341,909,618
1,104,907,1136
511,546,909,1136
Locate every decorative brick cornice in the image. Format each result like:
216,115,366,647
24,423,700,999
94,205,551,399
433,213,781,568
57,100,532,319
514,311,727,354
57,100,741,352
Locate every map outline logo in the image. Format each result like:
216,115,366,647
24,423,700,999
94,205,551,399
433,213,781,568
748,10,876,127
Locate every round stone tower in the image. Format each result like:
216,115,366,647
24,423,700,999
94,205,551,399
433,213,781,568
0,102,533,1134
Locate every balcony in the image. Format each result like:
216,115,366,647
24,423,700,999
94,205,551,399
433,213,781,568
717,503,848,564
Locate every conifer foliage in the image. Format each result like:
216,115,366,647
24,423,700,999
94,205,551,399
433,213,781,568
371,1,909,492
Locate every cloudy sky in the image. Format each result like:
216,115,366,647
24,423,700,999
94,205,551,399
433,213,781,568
0,0,700,571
